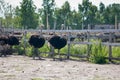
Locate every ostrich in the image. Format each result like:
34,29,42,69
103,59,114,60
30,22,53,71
0,35,8,57
7,35,20,55
0,35,8,44
7,36,20,46
29,35,45,60
0,35,19,56
48,35,67,61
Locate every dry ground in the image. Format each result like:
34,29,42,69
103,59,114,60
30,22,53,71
0,55,120,80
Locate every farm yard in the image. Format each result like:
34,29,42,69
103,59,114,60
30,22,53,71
1,0,120,80
0,29,120,80
0,55,120,80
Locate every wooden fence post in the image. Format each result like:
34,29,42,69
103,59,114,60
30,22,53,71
23,31,27,55
67,32,71,59
108,32,113,62
87,31,90,60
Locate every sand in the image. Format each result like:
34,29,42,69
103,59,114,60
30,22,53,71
0,55,120,80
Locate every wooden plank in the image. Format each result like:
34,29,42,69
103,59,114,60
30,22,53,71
105,57,120,60
4,28,120,33
70,54,87,58
70,42,120,46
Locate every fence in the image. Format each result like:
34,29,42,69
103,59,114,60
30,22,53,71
66,31,120,61
2,28,120,61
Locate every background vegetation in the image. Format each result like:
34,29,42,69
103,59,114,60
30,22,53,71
0,0,120,29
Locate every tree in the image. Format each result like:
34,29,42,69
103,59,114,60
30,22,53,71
42,0,55,29
52,1,73,30
102,4,120,25
20,0,39,29
54,8,62,29
0,0,14,28
99,2,105,14
72,10,82,29
78,0,97,29
12,6,22,28
96,2,105,24
88,4,97,25
78,0,92,29
0,0,4,13
61,1,71,28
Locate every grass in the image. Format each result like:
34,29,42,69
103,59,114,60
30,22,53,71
31,78,43,80
112,46,120,58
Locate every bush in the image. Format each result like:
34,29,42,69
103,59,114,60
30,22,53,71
14,32,33,56
25,46,33,57
89,41,107,64
13,45,24,55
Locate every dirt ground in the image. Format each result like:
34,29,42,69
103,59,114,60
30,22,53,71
0,55,120,80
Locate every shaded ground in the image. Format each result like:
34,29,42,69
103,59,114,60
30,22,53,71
0,55,120,80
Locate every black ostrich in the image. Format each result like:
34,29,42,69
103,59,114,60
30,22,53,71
7,36,20,46
48,35,67,61
7,35,20,55
0,35,8,45
0,35,19,56
28,35,45,60
0,35,9,57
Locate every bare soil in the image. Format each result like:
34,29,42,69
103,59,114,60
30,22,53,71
0,55,120,80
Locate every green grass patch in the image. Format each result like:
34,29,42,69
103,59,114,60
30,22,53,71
89,40,108,64
31,78,43,80
112,46,120,58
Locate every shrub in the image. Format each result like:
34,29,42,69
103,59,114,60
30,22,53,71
15,32,33,56
13,45,24,55
89,41,107,64
26,46,33,57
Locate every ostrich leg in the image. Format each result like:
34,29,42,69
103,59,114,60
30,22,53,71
38,49,41,60
33,48,41,60
50,46,55,61
33,48,36,60
58,49,62,61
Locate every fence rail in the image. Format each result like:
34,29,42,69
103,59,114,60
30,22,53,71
2,28,120,33
1,28,120,61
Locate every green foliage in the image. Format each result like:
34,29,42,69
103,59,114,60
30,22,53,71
38,43,50,52
38,43,50,57
23,33,33,56
1,0,120,29
89,41,107,64
59,44,87,56
70,44,87,55
13,44,24,55
60,45,68,53
112,47,120,58
13,32,33,56
20,0,39,29
42,0,55,29
26,46,33,57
